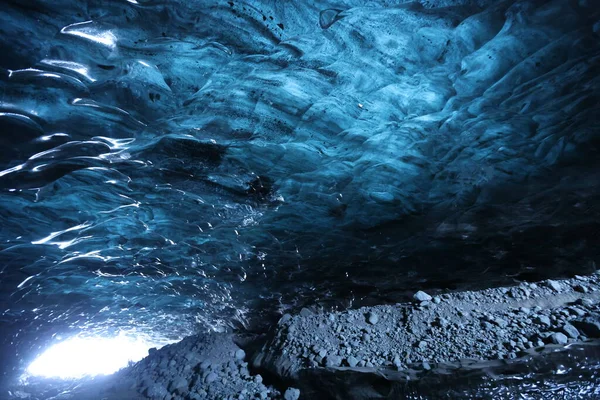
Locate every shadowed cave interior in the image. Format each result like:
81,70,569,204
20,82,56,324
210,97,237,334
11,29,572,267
0,0,600,398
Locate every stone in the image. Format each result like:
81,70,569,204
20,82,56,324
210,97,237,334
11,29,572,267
347,356,359,367
550,332,568,345
325,355,343,367
367,312,379,325
200,360,212,370
574,284,589,293
284,388,301,400
168,377,188,394
493,318,508,328
414,291,432,302
572,316,600,338
562,323,579,339
574,299,594,308
300,307,313,317
569,306,587,317
536,315,551,326
547,280,562,292
205,372,218,383
145,384,169,399
235,349,246,361
279,314,292,325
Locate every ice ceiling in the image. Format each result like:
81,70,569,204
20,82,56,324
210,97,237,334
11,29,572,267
0,0,599,379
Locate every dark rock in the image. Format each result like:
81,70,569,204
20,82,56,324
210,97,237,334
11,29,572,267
145,383,168,398
574,284,589,293
168,377,188,394
574,299,594,308
572,316,600,338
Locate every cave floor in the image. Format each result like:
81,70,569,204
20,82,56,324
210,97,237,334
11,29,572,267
8,271,600,399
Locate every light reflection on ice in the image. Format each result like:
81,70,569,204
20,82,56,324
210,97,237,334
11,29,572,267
60,21,118,50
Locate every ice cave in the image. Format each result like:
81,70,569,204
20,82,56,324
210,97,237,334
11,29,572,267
0,0,599,398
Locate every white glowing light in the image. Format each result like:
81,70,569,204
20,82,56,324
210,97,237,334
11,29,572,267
27,334,158,379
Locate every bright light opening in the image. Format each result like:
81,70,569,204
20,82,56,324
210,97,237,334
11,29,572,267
27,333,165,379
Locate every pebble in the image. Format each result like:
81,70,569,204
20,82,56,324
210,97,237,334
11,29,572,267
367,312,379,325
205,372,218,383
493,318,508,328
536,315,551,326
547,280,562,292
168,377,188,393
347,356,359,367
279,314,292,325
325,355,343,367
235,349,246,361
284,387,301,400
300,308,314,317
414,291,433,302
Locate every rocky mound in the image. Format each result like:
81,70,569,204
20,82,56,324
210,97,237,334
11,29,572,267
253,273,600,397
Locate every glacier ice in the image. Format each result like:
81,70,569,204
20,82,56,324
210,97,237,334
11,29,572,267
0,0,599,383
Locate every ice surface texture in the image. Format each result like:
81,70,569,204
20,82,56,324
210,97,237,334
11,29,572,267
0,0,599,357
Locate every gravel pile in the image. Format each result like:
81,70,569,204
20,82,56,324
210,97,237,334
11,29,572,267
253,273,600,380
122,333,285,400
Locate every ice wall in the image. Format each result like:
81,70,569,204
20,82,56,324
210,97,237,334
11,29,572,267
0,0,599,375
